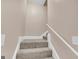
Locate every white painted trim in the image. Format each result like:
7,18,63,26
12,37,23,59
46,24,78,56
21,36,42,39
47,33,60,59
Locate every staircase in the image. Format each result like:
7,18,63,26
16,39,53,59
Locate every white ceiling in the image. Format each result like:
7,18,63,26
27,0,46,6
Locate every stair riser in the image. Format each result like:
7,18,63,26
20,42,48,49
16,50,52,59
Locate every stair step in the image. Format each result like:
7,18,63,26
20,39,48,49
35,57,53,59
16,48,52,59
41,57,53,59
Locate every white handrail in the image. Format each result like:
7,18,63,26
46,24,78,56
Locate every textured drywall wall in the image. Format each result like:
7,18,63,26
25,4,47,36
1,0,27,59
48,0,78,59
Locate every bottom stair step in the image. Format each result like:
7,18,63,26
16,48,52,59
41,57,53,59
33,57,53,59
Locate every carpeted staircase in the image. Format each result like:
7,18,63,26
16,39,53,59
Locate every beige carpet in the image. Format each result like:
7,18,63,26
16,39,53,59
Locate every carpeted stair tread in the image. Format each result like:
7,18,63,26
41,57,53,59
16,48,52,59
20,39,48,49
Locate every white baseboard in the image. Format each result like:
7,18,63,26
12,37,23,59
47,33,60,59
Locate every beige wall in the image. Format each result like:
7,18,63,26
48,0,78,59
1,0,27,59
25,4,47,36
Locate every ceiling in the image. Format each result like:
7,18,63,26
27,0,46,6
